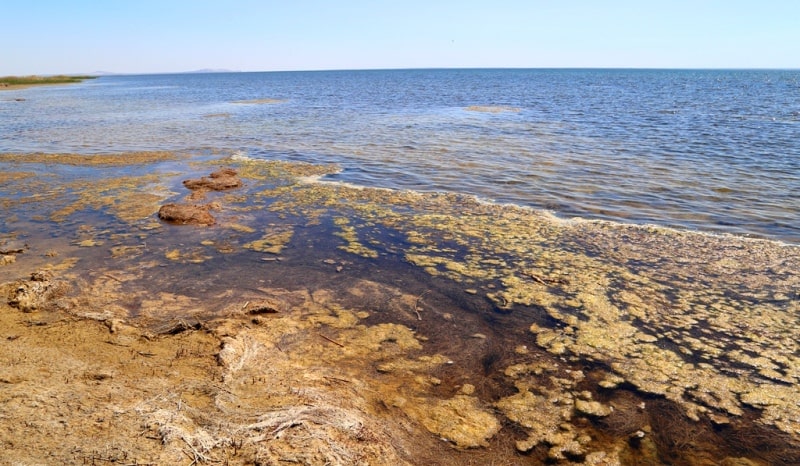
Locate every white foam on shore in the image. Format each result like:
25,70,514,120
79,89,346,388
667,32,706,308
225,153,798,249
230,150,252,162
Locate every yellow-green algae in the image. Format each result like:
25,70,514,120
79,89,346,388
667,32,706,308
50,175,173,224
210,281,505,451
165,247,212,264
0,171,35,183
0,151,184,166
333,217,379,258
233,157,800,437
244,226,294,255
0,152,182,227
4,153,800,461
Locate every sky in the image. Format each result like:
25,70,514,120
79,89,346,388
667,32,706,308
1,0,798,75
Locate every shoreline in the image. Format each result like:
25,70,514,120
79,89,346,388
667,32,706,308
2,150,799,464
0,75,95,91
0,83,38,90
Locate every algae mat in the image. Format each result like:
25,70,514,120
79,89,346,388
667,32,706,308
1,151,799,465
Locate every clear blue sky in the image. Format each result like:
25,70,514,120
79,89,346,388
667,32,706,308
2,0,798,75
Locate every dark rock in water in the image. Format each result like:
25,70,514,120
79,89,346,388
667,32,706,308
182,168,242,191
158,203,216,226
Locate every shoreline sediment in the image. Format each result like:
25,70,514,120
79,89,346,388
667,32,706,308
2,150,799,464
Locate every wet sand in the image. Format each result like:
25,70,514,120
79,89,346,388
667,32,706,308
1,150,799,465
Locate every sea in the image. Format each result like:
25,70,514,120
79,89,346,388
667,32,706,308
1,68,798,244
3,69,800,463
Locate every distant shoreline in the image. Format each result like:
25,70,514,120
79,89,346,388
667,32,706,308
0,75,95,91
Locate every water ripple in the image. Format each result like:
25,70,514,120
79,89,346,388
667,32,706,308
1,69,798,243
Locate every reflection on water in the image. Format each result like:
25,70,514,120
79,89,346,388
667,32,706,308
2,152,799,464
1,69,798,243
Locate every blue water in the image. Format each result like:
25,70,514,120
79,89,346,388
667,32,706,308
1,69,798,243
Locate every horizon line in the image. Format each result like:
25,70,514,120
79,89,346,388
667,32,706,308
28,65,798,77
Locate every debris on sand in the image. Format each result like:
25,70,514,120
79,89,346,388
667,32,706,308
5,270,69,312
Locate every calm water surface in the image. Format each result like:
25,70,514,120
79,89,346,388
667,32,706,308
1,69,798,243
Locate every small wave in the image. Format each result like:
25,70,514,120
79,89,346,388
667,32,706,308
299,175,392,191
464,105,521,114
230,150,252,161
232,98,287,105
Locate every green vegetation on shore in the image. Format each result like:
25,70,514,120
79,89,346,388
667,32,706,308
0,75,96,87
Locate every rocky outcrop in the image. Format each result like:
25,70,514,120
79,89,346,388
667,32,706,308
157,203,218,226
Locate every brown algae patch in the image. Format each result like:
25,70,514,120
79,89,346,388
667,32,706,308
229,156,340,181
0,152,184,228
164,247,212,264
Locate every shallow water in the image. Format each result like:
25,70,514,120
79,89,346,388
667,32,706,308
1,69,798,243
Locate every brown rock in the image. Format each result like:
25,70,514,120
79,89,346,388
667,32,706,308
157,203,216,225
182,168,242,191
